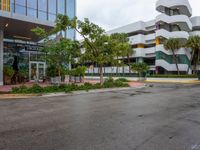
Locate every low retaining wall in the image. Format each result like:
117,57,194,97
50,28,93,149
85,76,198,82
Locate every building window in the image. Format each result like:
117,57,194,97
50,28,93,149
66,0,76,39
27,0,37,18
0,0,10,11
38,0,47,20
58,0,65,15
15,0,26,15
67,0,75,18
48,0,56,21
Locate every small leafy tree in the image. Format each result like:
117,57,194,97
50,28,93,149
185,36,200,74
131,63,149,78
110,33,134,73
164,38,182,75
53,15,132,85
32,27,80,77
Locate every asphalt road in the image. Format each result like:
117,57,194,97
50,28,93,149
0,83,200,150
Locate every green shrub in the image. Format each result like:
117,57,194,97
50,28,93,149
29,84,43,93
103,77,129,88
12,85,29,94
4,66,15,77
11,79,130,94
18,68,28,78
115,78,129,82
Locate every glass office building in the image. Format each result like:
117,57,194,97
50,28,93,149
0,0,76,85
0,0,76,39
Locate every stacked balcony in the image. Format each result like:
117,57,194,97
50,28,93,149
155,0,192,73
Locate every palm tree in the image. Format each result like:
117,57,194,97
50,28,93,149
126,48,135,73
164,38,182,75
131,63,149,80
185,36,200,74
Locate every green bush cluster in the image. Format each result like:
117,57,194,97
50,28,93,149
12,79,129,94
115,78,130,82
147,74,197,78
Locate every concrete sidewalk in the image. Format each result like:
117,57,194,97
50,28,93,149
145,79,200,84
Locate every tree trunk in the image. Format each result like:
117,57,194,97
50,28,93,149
196,50,200,74
172,50,180,75
116,56,119,75
193,52,198,74
187,49,195,74
99,65,104,85
122,56,125,76
127,54,131,73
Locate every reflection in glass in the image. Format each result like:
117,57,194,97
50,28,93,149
48,0,56,21
58,0,65,15
67,0,76,18
67,29,76,40
27,0,37,18
66,0,76,39
38,0,47,20
15,0,26,15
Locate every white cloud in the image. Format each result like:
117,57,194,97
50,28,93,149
77,0,200,39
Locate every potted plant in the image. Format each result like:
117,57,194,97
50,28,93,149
69,66,87,83
46,65,60,84
18,68,29,83
3,66,15,85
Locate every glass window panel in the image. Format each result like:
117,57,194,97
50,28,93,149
67,0,75,18
48,0,56,21
15,0,26,15
67,29,75,40
27,0,37,18
58,0,65,15
10,0,14,12
66,0,76,39
38,0,47,20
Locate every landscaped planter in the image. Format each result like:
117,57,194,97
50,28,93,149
69,76,84,83
50,76,62,84
198,71,200,80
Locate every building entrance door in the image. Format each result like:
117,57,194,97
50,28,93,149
29,61,46,82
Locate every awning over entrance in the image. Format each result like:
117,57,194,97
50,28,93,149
0,10,55,42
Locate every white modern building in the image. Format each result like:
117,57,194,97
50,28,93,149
87,0,200,75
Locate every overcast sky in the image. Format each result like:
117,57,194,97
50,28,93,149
77,0,200,38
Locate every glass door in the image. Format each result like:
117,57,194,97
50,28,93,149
29,61,46,82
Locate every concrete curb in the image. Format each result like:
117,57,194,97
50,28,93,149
0,86,146,100
145,80,200,84
41,86,147,98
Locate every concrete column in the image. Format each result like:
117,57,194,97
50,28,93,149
137,58,144,63
0,30,3,86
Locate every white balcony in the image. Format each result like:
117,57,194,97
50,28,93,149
134,47,156,58
156,14,192,31
156,45,191,58
129,34,145,45
156,59,189,71
129,33,156,45
190,31,200,36
156,29,189,40
156,0,192,17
